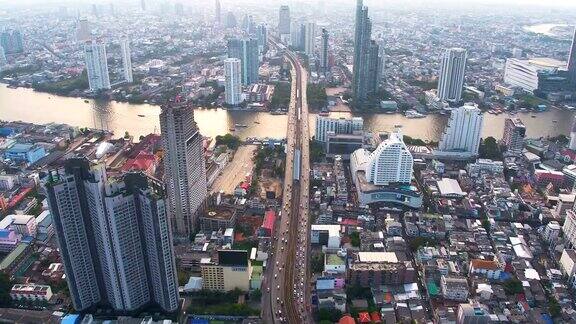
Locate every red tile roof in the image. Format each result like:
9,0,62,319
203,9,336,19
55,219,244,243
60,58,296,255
261,210,275,230
358,312,371,323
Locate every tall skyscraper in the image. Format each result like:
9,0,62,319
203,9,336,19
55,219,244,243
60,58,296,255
278,5,291,43
84,39,110,91
120,37,133,83
159,102,207,238
437,48,467,102
569,117,576,150
76,18,91,42
256,24,268,53
227,38,259,85
320,28,329,74
215,0,221,23
304,22,316,58
290,20,301,49
367,40,381,94
42,158,179,313
0,30,23,54
568,27,576,87
352,0,378,109
502,118,526,155
436,104,483,159
225,11,237,28
141,0,146,11
0,45,7,70
224,58,242,106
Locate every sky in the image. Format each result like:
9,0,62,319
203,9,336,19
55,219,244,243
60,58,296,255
1,0,576,9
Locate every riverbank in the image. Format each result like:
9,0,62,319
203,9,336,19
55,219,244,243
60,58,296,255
0,84,574,142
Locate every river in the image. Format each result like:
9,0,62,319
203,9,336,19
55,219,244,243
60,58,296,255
0,84,574,141
523,23,570,36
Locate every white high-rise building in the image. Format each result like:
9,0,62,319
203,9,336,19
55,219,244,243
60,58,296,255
315,116,363,143
304,22,316,58
290,20,300,48
84,40,110,91
564,210,576,249
0,45,7,70
278,5,291,43
437,48,467,102
42,159,179,313
224,58,242,106
159,102,207,238
570,117,576,151
436,104,483,160
120,37,133,83
365,126,413,186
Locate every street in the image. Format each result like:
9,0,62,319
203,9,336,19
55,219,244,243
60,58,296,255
261,38,313,324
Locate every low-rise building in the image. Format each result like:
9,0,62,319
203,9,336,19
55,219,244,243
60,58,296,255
441,275,469,301
469,259,502,280
348,252,416,287
200,250,251,292
325,253,346,274
4,143,46,165
311,224,341,248
10,284,53,302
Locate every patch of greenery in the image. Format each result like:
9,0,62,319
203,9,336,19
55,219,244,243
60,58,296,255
307,84,328,110
186,289,258,316
349,232,360,247
0,273,11,307
317,308,342,322
409,237,439,252
310,140,325,163
33,70,89,95
408,79,438,91
479,137,502,160
270,81,291,110
310,252,325,274
403,136,427,146
0,65,41,78
503,278,523,295
216,134,241,150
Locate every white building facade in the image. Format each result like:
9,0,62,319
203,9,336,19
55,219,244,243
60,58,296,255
435,104,483,160
84,40,110,91
366,127,413,186
42,159,179,312
304,22,316,58
315,116,363,143
224,58,242,106
120,37,133,83
437,48,467,102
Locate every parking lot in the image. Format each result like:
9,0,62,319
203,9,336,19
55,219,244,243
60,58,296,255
210,145,256,194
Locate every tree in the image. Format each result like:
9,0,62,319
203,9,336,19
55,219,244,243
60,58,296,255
311,252,325,274
251,289,262,302
503,278,524,295
309,140,325,163
0,273,11,307
549,297,561,318
349,232,360,247
478,137,502,160
318,308,343,322
215,133,241,150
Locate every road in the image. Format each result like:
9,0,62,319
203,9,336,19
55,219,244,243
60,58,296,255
209,145,256,194
261,38,312,324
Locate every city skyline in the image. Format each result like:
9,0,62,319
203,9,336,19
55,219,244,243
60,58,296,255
3,1,576,323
